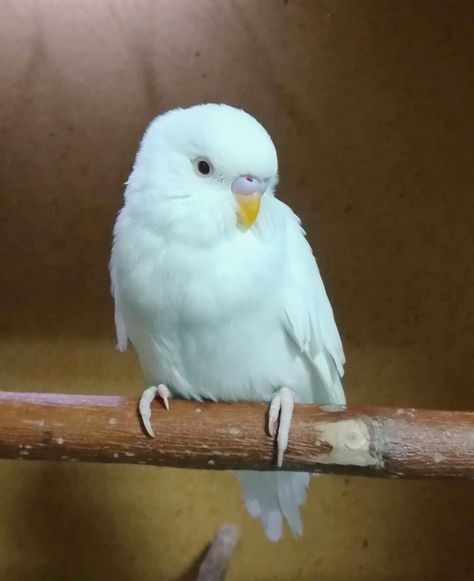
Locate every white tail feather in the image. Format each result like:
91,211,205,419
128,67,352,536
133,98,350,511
235,471,310,541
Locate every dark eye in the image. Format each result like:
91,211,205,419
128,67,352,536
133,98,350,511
198,160,210,174
194,158,213,177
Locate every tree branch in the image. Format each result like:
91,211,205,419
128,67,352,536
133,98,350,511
0,391,472,479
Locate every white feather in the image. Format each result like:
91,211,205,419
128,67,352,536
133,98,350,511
110,104,346,540
110,245,129,352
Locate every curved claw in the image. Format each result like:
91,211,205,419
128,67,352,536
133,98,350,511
158,385,170,411
268,393,281,437
139,384,171,438
268,387,295,467
276,387,294,467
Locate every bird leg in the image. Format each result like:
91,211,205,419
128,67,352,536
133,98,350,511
267,387,295,467
139,384,171,437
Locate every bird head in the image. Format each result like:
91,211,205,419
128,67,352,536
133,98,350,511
124,104,278,244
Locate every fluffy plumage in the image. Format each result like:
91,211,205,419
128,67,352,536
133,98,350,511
110,103,346,541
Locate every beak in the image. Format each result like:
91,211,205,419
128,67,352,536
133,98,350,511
231,175,268,228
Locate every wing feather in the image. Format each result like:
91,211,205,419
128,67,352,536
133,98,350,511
282,211,345,404
110,255,129,352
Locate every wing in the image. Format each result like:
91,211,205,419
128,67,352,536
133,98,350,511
110,249,129,352
281,209,346,405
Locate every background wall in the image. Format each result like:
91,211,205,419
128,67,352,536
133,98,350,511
0,1,473,579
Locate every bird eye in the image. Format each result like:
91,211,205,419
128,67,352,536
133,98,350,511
194,158,213,177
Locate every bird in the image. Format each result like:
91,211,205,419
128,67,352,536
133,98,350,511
110,103,346,541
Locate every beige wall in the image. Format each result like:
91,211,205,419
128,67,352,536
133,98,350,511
0,1,473,579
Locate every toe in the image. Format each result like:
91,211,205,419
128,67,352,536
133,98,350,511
275,387,295,467
157,384,171,410
277,430,289,467
139,387,158,438
268,394,281,437
142,415,155,438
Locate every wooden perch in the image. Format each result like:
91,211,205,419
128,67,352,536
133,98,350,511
0,391,473,479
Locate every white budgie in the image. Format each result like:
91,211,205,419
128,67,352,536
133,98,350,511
110,103,346,541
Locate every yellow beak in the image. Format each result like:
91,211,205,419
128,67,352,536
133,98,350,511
235,192,261,228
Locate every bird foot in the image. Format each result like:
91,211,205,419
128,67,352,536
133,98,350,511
267,387,295,467
139,384,171,437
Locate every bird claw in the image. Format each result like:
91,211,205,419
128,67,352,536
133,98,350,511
268,393,281,437
268,387,295,467
139,384,171,437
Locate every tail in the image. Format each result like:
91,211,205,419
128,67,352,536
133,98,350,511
235,471,310,542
